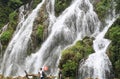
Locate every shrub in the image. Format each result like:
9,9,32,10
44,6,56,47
36,24,44,42
8,0,23,10
9,11,18,26
0,30,13,45
59,37,94,78
0,3,12,29
94,0,111,21
115,0,120,13
63,60,77,77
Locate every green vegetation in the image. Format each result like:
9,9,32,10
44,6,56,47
9,11,18,28
0,11,18,50
0,3,12,29
0,11,18,48
94,0,111,21
0,30,13,45
0,0,120,78
0,0,24,50
105,17,120,78
8,0,23,10
32,0,42,9
0,0,29,29
0,0,42,29
115,0,120,13
55,0,72,16
0,0,22,29
36,24,44,43
59,37,94,78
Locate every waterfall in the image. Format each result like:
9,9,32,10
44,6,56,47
0,0,45,76
14,4,30,35
78,9,116,79
0,0,116,78
78,18,116,79
25,0,100,76
78,1,117,79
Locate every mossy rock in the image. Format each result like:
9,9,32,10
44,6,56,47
59,37,94,78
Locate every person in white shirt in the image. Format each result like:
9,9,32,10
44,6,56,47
39,68,44,79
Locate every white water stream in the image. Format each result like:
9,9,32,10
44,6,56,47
0,0,116,78
79,18,116,79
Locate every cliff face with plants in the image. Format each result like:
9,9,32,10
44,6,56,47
0,0,120,79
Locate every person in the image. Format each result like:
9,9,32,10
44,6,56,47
58,68,62,79
39,68,45,79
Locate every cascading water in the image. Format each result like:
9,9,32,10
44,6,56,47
25,0,100,76
0,0,45,76
78,11,116,79
0,0,116,78
46,0,56,33
14,4,30,35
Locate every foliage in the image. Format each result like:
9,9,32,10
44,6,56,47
107,26,120,42
36,24,44,42
9,11,18,27
8,0,23,10
55,0,72,16
0,0,31,29
105,17,120,78
94,0,111,21
0,30,13,45
0,2,12,29
59,37,94,78
115,0,120,13
21,0,31,5
63,60,77,77
32,0,42,9
0,0,42,29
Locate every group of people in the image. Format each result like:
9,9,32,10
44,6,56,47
25,68,45,79
25,67,62,79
